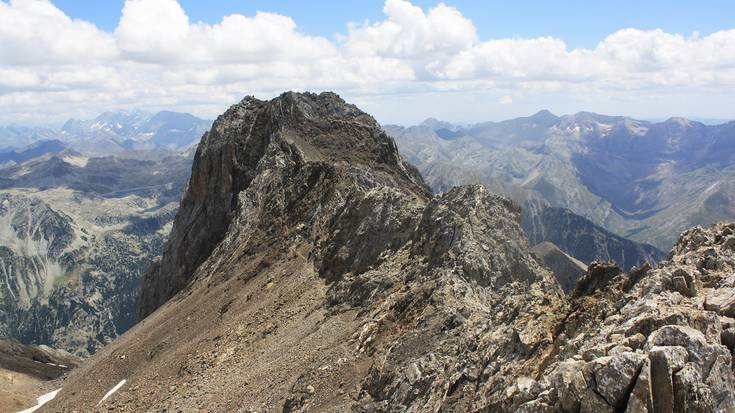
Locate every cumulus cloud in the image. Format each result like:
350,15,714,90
0,0,116,65
342,0,476,58
0,0,734,125
115,0,335,63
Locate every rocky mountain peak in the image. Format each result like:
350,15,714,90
49,92,568,411
419,117,456,131
137,91,429,318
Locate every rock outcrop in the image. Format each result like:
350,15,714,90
45,93,735,412
522,222,735,412
0,338,80,381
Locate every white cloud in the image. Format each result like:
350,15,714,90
115,0,335,63
0,0,734,125
342,0,477,59
0,0,116,65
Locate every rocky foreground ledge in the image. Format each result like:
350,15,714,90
44,93,734,412
520,222,735,412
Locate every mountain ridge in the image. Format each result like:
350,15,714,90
44,92,735,412
137,91,430,319
49,92,567,411
2,110,212,155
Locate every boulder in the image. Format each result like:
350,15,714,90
549,361,587,412
704,287,735,318
587,352,646,409
649,346,687,413
673,363,716,413
580,388,614,413
624,357,653,413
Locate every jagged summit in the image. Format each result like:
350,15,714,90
528,109,559,123
419,117,455,131
138,91,429,318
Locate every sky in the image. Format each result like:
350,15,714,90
1,0,735,126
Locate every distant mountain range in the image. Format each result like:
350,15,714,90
0,142,192,355
0,140,68,165
0,125,59,152
387,111,735,250
1,110,211,156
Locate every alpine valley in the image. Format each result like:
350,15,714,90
0,110,209,357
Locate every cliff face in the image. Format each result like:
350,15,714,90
46,93,735,412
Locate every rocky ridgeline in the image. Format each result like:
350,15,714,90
46,93,735,412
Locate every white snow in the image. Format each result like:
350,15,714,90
97,379,127,406
16,388,61,413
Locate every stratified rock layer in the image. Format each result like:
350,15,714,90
46,93,735,412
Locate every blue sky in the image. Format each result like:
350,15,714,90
54,0,735,49
1,0,735,125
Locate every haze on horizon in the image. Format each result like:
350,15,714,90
1,0,734,126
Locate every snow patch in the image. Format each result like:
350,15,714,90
97,379,127,406
16,388,61,413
